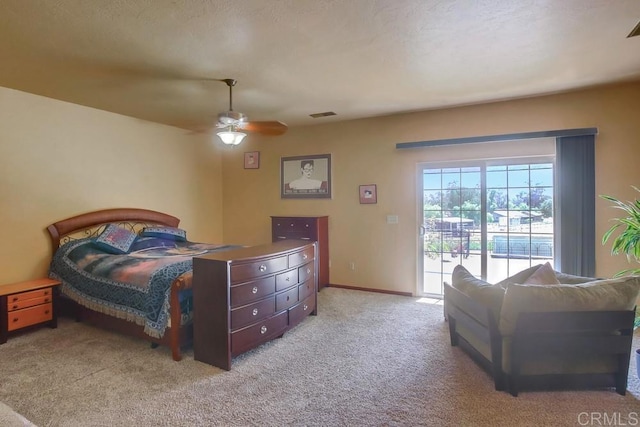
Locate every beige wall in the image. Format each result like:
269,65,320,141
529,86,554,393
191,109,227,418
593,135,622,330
0,87,224,284
2,82,639,293
221,81,640,294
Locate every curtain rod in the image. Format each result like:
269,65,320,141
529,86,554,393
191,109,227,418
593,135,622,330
396,127,598,150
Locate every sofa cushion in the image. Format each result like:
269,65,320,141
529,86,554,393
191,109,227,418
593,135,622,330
494,264,542,288
451,265,505,321
522,262,560,285
499,276,640,336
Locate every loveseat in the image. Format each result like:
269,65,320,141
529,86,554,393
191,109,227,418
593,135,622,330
444,263,640,396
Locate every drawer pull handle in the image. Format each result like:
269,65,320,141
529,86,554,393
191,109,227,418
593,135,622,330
45,310,50,315
260,325,267,334
12,305,18,310
252,286,258,294
304,304,308,311
44,298,50,303
307,268,311,274
253,308,258,316
259,265,267,272
12,318,18,323
303,254,308,260
301,237,311,240
12,297,18,302
290,223,294,227
277,236,286,240
286,296,290,301
285,276,290,281
305,224,309,228
44,291,49,295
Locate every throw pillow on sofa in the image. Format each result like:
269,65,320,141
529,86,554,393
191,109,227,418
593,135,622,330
499,276,640,336
521,262,560,285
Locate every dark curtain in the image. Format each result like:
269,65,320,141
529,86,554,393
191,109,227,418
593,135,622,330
555,135,595,276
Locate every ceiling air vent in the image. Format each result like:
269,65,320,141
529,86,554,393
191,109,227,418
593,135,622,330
628,21,640,38
310,111,337,118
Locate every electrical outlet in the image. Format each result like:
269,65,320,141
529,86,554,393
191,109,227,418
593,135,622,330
349,261,355,271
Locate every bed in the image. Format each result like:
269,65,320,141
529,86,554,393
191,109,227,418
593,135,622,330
47,208,238,361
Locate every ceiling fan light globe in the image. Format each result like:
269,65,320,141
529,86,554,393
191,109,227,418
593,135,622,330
217,130,247,145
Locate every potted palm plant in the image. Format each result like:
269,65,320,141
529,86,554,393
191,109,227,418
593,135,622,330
601,187,640,378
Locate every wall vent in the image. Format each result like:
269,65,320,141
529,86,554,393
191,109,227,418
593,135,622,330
310,111,337,118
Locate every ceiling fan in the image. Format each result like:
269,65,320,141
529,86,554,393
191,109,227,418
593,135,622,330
215,78,287,145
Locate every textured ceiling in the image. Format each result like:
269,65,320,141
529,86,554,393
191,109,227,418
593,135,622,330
0,0,639,132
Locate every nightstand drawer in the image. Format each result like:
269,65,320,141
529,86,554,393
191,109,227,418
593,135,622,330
298,262,314,283
8,294,52,311
7,303,53,332
7,288,52,304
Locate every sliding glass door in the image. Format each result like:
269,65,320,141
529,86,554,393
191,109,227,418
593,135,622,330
418,159,554,296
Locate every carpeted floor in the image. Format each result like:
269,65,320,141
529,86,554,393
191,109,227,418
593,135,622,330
0,288,638,427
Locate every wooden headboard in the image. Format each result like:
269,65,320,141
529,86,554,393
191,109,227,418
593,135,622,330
46,208,180,255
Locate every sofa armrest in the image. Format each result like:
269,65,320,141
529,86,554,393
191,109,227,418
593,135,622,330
444,283,504,390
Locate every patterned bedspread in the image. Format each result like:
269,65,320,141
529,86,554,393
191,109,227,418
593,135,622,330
49,237,238,338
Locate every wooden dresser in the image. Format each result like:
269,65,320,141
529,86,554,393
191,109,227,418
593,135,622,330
193,240,317,370
271,216,329,290
1,278,60,344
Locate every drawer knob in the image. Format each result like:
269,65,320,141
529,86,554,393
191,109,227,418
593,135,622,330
12,297,18,302
260,325,267,334
12,318,18,323
253,308,258,316
259,265,267,272
44,291,49,295
44,298,50,303
285,276,290,281
12,305,18,310
304,304,308,311
307,268,311,274
45,310,50,315
289,223,294,227
252,286,258,294
303,254,308,260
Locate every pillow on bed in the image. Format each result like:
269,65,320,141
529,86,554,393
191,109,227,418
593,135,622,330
94,224,137,254
140,226,187,242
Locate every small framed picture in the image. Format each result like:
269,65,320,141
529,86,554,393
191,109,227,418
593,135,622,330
359,184,377,204
281,154,332,199
244,151,260,169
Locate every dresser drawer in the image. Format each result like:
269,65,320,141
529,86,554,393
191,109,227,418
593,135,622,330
8,293,53,311
288,246,314,268
298,262,314,283
230,256,288,283
275,269,298,292
7,303,53,332
231,310,288,355
7,288,53,304
275,286,299,312
272,217,318,237
298,278,315,301
231,276,276,308
289,293,316,328
231,297,275,330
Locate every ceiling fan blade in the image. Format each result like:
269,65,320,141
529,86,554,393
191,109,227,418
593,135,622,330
241,121,288,136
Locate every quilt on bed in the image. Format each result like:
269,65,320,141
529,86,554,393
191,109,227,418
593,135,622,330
49,236,238,338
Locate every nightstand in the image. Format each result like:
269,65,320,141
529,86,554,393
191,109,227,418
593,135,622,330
0,278,61,344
